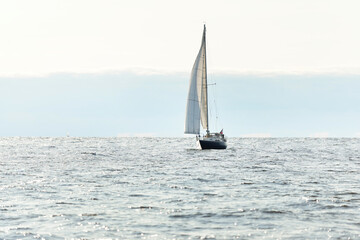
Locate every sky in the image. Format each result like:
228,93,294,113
1,0,360,137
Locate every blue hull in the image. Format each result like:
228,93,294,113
199,140,227,149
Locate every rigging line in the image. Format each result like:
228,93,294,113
206,83,217,131
205,27,222,132
213,83,219,130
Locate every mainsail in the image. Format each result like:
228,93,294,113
184,25,209,134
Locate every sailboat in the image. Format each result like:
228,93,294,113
184,25,227,150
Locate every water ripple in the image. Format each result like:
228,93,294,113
0,137,359,239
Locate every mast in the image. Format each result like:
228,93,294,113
203,24,209,134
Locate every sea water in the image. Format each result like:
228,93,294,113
0,137,359,239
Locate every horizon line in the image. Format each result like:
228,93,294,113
1,135,360,139
1,67,360,78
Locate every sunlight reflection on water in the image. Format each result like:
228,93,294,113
0,137,359,239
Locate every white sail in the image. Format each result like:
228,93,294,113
184,68,201,134
184,25,208,134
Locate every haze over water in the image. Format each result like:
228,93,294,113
1,137,359,239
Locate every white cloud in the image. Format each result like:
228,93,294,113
1,0,360,76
